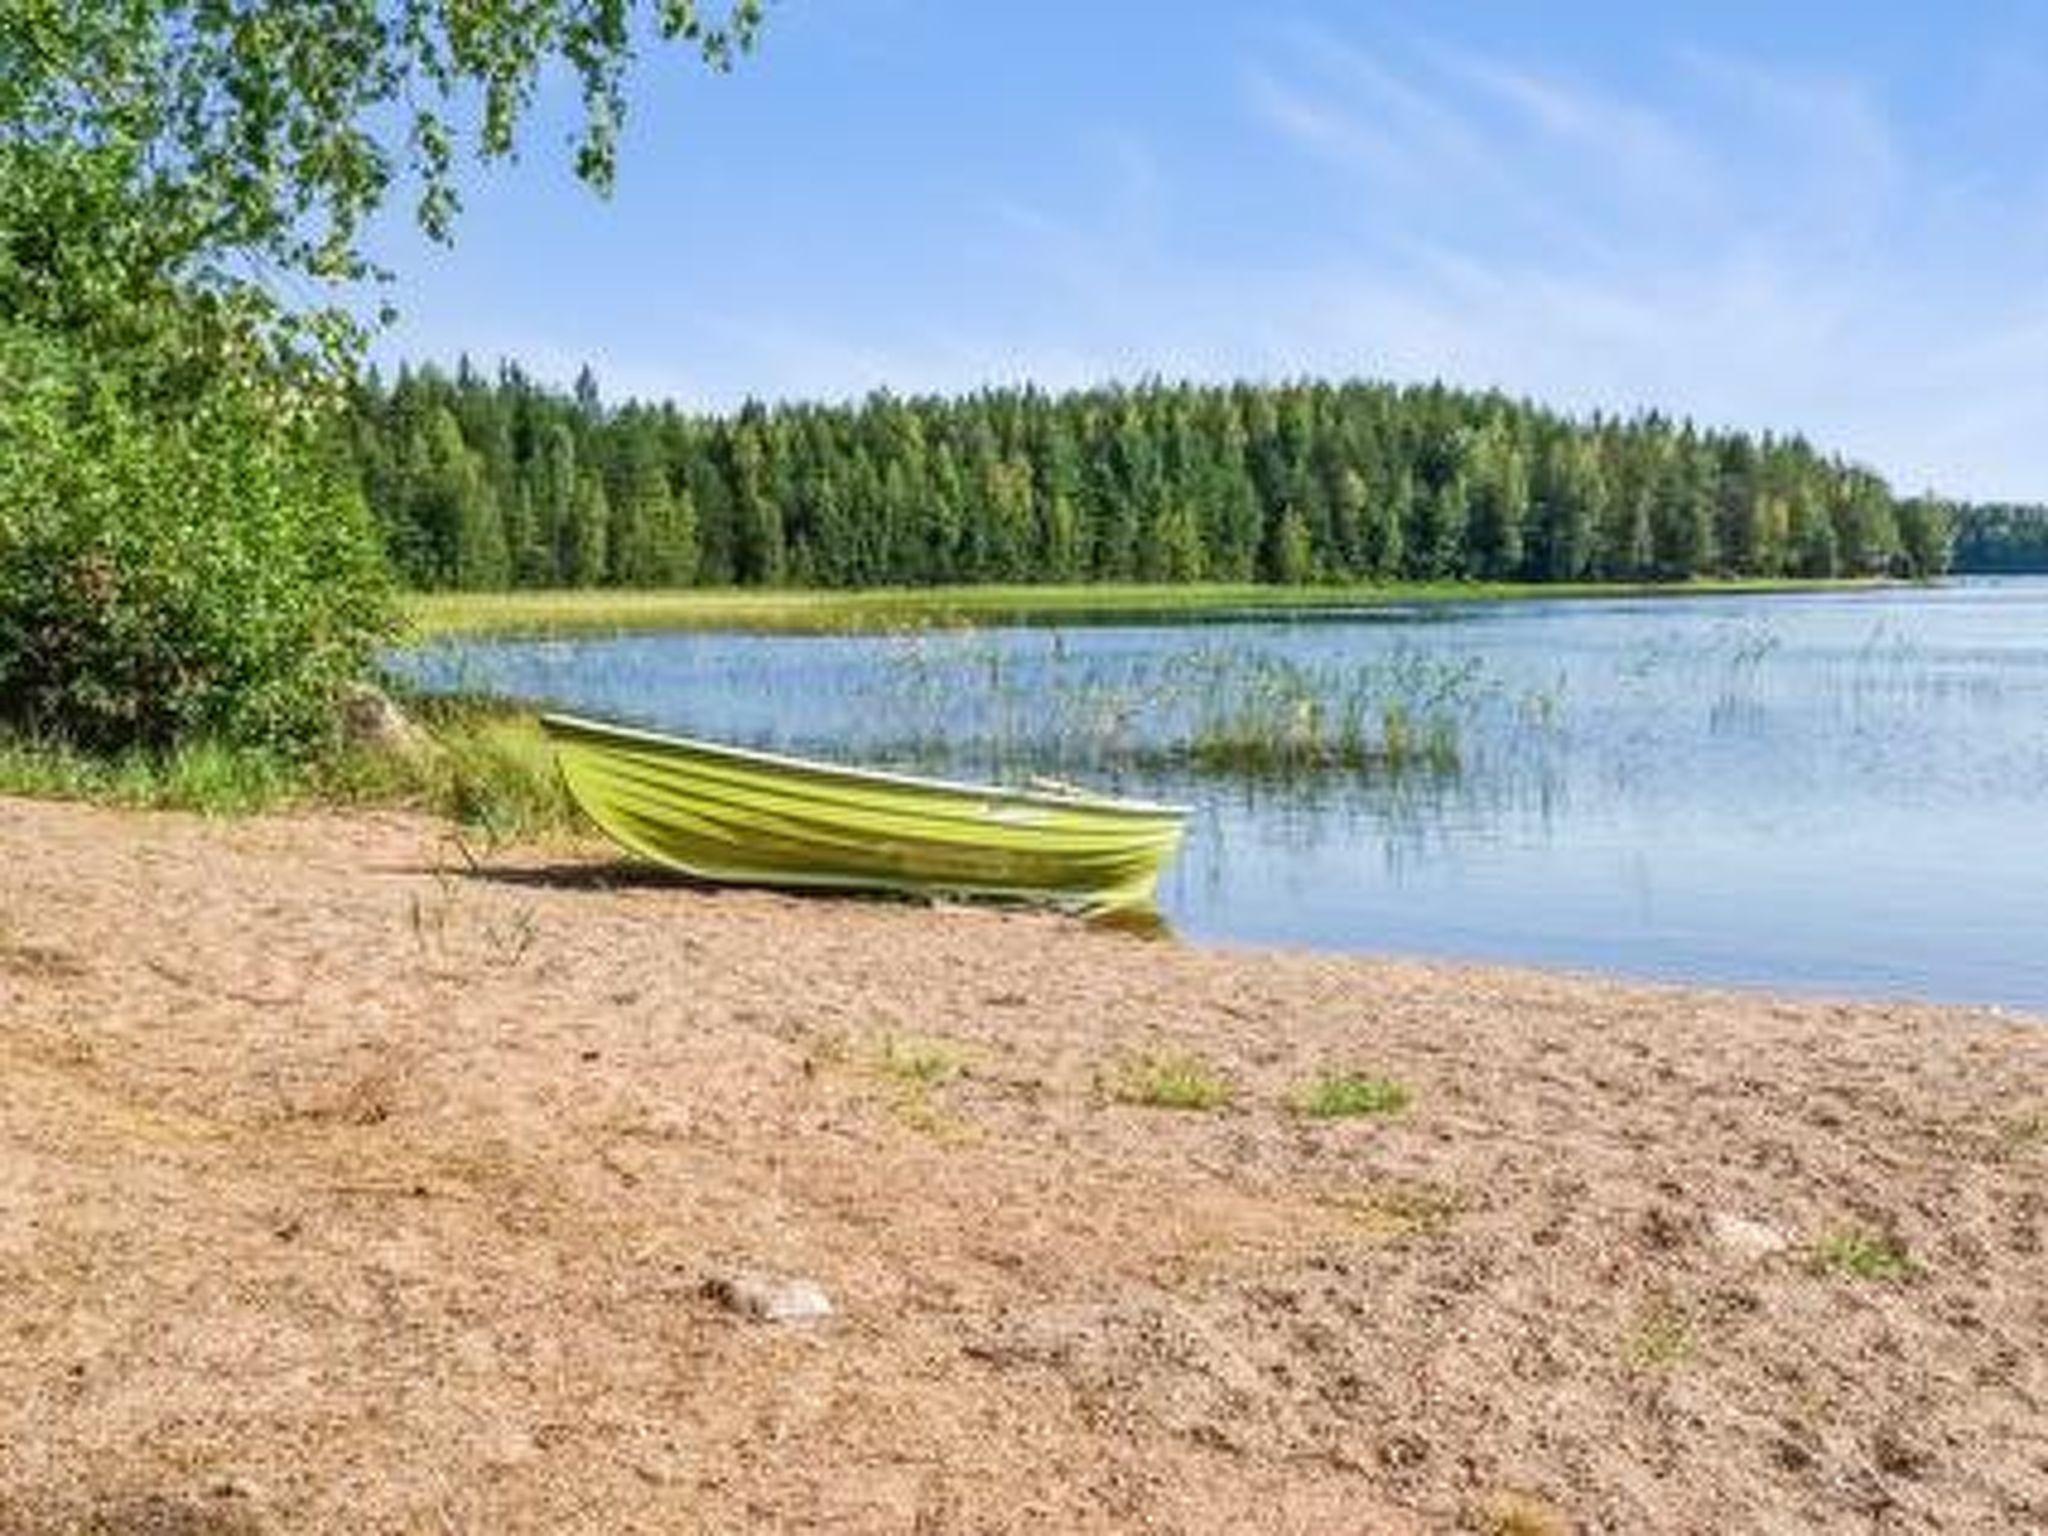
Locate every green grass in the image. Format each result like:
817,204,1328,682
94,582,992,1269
1809,1226,1916,1282
404,697,575,843
873,1033,965,1088
0,733,298,815
1110,1050,1235,1112
1289,1072,1411,1120
865,1032,973,1138
407,577,1884,639
0,694,574,840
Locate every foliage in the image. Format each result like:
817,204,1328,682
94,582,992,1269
1952,503,2048,572
0,0,761,365
0,322,395,752
2,3,763,759
355,365,1955,593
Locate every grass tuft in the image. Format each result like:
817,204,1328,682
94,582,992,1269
1110,1050,1234,1112
0,693,576,841
2000,1111,2048,1152
1317,1179,1462,1242
867,1033,973,1138
0,732,297,815
874,1033,964,1088
1624,1294,1694,1370
1290,1072,1410,1120
1810,1226,1915,1282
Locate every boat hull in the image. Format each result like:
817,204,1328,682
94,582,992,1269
540,713,1186,912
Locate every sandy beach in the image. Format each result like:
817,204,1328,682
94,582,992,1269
0,794,2042,1533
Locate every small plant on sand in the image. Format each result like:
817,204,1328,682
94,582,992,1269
1290,1072,1410,1120
875,1034,963,1088
2000,1111,2048,1152
869,1033,973,1138
1470,1489,1572,1536
1810,1226,1915,1282
1318,1179,1463,1242
1111,1050,1234,1112
1624,1293,1694,1370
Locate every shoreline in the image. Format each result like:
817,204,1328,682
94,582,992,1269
2,794,2043,1532
405,575,1902,639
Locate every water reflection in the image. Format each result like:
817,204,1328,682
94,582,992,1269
393,579,2048,1009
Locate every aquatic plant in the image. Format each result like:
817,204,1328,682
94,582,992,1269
856,632,1487,786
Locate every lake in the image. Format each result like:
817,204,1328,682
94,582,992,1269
394,578,2048,1011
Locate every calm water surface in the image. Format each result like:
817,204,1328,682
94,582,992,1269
395,579,2048,1011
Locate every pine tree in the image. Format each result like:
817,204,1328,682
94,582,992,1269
341,366,1939,594
1465,423,1529,579
1789,487,1838,577
1895,495,1953,578
567,469,610,587
535,422,579,586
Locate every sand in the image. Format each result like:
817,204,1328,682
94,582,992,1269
0,794,2043,1534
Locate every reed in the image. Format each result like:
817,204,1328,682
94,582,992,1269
408,578,1875,640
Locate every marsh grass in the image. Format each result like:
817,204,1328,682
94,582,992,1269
407,578,1874,640
1810,1226,1916,1282
865,634,1486,785
1110,1050,1234,1112
1289,1072,1411,1120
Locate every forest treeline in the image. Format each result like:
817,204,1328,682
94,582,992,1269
1952,505,2048,572
351,364,1956,591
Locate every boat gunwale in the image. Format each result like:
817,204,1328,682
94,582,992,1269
539,712,1192,821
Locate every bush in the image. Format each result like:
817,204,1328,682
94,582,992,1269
0,323,395,754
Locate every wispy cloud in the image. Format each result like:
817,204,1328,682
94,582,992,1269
405,19,2048,500
1210,28,2048,495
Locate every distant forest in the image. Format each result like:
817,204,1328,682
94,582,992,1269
350,364,1956,591
1952,504,2048,572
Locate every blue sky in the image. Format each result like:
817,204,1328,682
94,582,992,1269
371,1,2048,499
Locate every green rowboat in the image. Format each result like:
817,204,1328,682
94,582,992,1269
540,712,1187,912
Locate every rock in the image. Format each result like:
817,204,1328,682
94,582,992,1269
703,1269,834,1324
338,682,433,759
1708,1211,1790,1259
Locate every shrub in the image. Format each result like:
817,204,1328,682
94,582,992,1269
0,323,395,755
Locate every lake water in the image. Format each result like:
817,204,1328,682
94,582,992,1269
394,579,2048,1011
